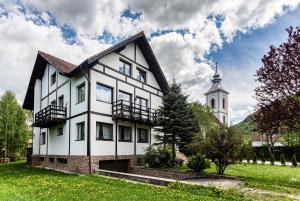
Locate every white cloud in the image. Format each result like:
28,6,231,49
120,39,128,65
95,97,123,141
0,0,299,123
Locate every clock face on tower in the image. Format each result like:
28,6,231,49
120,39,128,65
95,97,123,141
204,64,229,124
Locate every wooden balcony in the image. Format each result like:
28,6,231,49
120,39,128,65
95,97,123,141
33,105,67,128
112,100,157,125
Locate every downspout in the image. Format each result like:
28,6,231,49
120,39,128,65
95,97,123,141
77,63,91,173
87,68,91,173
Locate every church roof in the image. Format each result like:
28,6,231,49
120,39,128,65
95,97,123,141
204,64,229,95
204,82,229,95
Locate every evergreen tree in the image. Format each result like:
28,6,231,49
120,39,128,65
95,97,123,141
154,80,198,164
0,91,30,160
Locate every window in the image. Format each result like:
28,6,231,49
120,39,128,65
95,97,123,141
51,100,56,106
40,157,45,162
222,98,225,109
137,128,148,143
49,157,54,163
118,91,132,105
223,116,226,124
96,83,113,103
136,97,147,108
40,132,46,145
119,125,132,142
96,122,113,141
50,72,56,86
57,158,68,164
77,83,85,103
76,122,85,141
211,98,215,109
119,59,131,76
137,68,146,83
58,127,63,136
58,96,64,107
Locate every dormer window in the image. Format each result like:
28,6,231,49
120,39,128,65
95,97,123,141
137,68,146,83
119,59,131,76
50,72,56,86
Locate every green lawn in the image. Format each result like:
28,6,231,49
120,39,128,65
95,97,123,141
205,163,300,194
0,162,246,201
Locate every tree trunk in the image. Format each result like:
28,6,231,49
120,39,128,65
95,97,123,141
172,134,176,166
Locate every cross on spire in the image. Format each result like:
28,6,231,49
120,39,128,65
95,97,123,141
215,62,218,72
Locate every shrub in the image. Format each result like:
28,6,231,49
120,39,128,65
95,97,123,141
144,146,171,168
292,154,297,167
261,153,266,164
175,158,184,166
253,153,257,164
280,154,286,166
270,154,275,166
137,156,145,166
187,153,210,172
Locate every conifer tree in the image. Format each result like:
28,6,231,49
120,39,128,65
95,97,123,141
154,79,198,164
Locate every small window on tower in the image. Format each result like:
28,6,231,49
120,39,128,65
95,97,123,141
223,116,226,124
223,98,225,109
211,98,215,109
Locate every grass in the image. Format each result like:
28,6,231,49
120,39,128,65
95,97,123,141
0,161,247,201
205,163,300,194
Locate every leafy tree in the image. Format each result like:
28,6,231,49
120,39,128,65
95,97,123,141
188,101,216,156
0,91,30,160
255,26,300,133
195,125,244,174
154,80,198,164
270,154,275,166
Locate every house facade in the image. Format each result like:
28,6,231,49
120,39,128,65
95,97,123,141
23,32,169,173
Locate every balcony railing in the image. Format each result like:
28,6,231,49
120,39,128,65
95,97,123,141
112,100,157,125
33,105,67,128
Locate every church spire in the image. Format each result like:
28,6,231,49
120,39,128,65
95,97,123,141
212,62,221,83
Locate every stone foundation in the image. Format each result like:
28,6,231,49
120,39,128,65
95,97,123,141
31,155,137,174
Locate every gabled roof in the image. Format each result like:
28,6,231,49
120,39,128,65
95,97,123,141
71,31,169,92
23,31,169,110
38,51,77,74
23,51,77,110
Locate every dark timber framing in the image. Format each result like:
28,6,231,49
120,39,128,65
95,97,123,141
24,31,169,173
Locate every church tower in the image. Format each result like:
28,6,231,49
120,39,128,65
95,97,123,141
204,64,229,124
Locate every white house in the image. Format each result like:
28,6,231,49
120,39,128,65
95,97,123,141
205,65,229,124
23,32,169,173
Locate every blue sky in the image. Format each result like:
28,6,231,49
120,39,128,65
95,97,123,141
0,0,300,123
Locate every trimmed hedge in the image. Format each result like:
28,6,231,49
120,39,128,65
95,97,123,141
253,146,300,162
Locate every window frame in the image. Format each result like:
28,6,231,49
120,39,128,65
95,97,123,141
96,83,113,104
137,67,147,83
77,83,85,104
118,125,132,142
40,132,46,145
58,95,64,107
136,96,148,108
118,90,132,104
137,128,149,143
76,122,85,141
50,72,56,86
119,59,132,76
96,122,113,141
